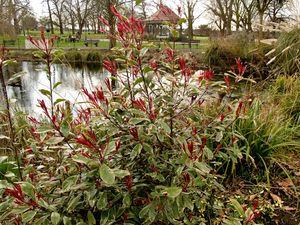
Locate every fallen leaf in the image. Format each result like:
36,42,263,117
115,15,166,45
270,193,282,205
277,178,293,188
249,194,257,201
295,171,300,177
283,206,296,211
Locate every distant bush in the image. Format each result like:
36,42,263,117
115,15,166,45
205,32,274,79
86,51,103,63
205,32,252,68
64,49,83,63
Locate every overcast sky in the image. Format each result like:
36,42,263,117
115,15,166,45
29,0,300,27
29,0,210,26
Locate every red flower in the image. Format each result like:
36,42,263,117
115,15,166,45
38,99,50,118
149,60,158,72
76,134,96,150
187,141,194,156
130,128,139,140
110,5,123,20
165,48,174,62
236,58,247,77
220,113,225,122
224,75,230,87
253,198,259,211
204,69,214,80
104,77,112,92
179,57,187,75
132,98,147,112
125,175,132,192
80,149,91,158
192,127,197,136
199,69,214,81
115,139,121,152
98,16,109,27
149,96,157,121
236,101,243,117
182,172,190,192
5,184,38,208
103,60,117,75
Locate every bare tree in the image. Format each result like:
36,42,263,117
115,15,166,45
45,0,54,33
51,0,66,34
6,0,31,34
182,0,202,47
63,0,76,34
240,0,256,32
207,0,235,35
267,0,288,23
256,0,272,39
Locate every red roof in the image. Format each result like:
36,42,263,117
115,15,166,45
146,4,180,24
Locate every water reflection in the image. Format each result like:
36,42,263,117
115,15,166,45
4,62,108,115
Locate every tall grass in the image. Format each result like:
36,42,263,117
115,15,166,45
267,28,300,76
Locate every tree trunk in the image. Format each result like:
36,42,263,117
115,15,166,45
259,12,263,40
46,0,54,34
187,4,193,49
59,17,64,34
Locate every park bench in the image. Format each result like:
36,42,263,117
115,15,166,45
3,39,16,47
84,39,99,47
180,40,200,48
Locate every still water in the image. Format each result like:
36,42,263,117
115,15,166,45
3,62,108,115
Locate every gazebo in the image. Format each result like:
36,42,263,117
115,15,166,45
144,3,180,39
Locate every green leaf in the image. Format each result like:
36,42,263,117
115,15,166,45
230,199,245,217
216,131,223,142
22,210,37,223
123,193,131,208
183,195,194,211
54,98,65,105
53,82,62,89
160,121,171,134
62,175,79,191
21,182,35,199
51,212,61,225
39,89,51,97
130,144,143,159
133,77,144,88
194,162,211,174
11,206,31,214
61,120,70,137
46,136,64,145
177,18,187,25
67,195,81,212
99,164,115,185
140,47,148,57
143,66,152,74
72,155,92,165
135,0,143,5
129,118,148,125
63,216,72,225
113,169,130,178
139,204,151,219
7,71,26,84
37,125,53,133
0,156,8,163
87,211,96,225
163,187,182,198
97,192,108,210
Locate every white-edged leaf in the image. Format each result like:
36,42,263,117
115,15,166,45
99,164,115,185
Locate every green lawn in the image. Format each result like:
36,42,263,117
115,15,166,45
0,31,210,50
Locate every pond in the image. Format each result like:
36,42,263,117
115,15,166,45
3,62,108,115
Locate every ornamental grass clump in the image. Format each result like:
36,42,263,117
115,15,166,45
0,5,262,225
